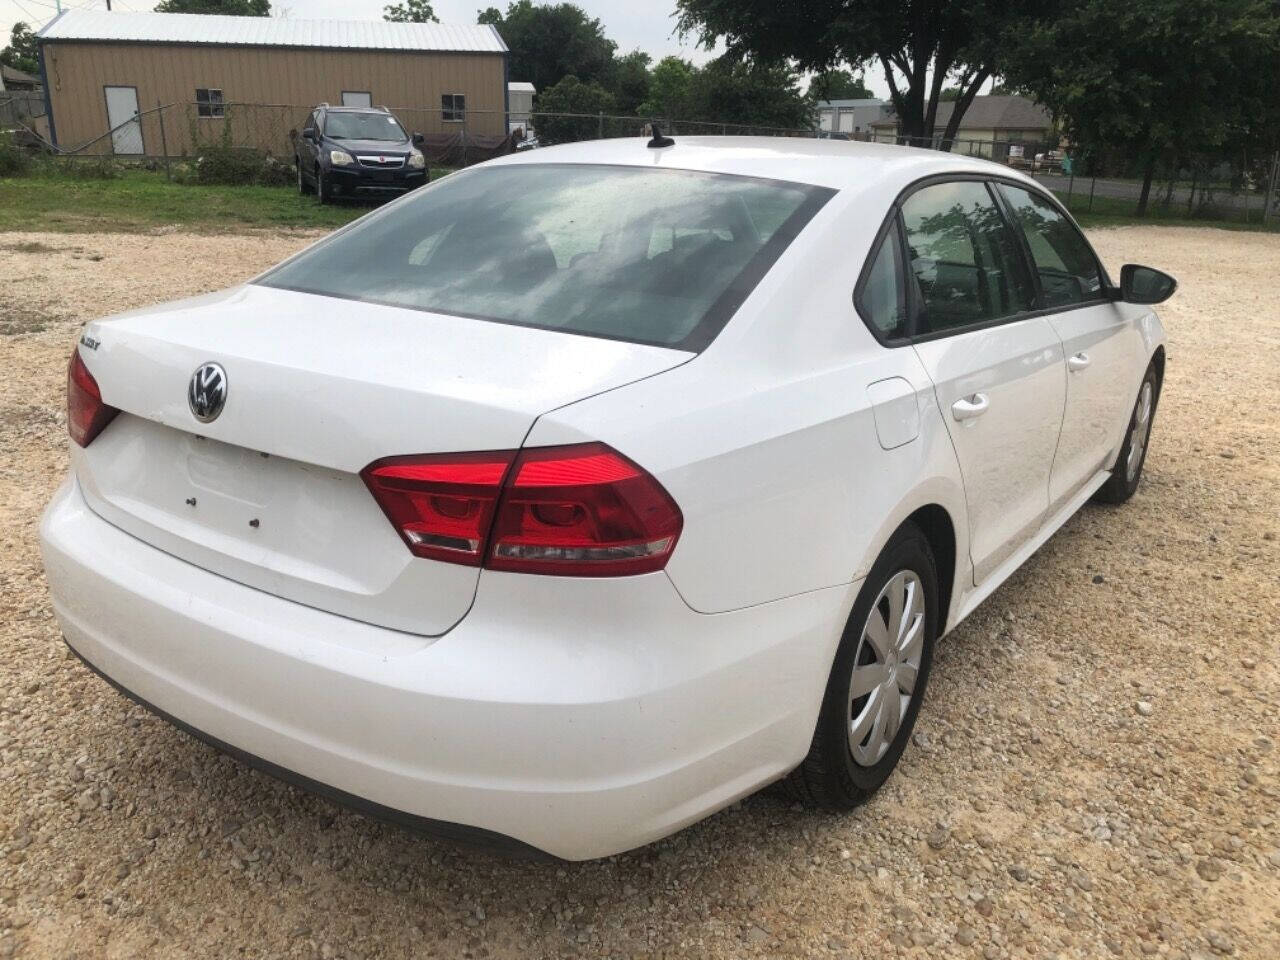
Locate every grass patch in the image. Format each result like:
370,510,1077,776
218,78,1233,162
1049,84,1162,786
1054,191,1279,233
4,240,61,254
0,168,381,234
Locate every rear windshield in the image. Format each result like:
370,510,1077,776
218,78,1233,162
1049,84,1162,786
324,112,406,141
257,164,833,350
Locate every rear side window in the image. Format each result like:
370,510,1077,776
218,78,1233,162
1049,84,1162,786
901,181,1033,335
857,221,908,340
998,184,1104,308
258,164,833,351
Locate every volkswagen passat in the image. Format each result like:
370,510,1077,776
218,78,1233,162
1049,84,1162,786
41,137,1175,859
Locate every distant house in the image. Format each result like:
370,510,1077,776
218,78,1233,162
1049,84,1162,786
870,94,1055,158
1,64,43,92
815,98,890,138
36,9,510,156
508,81,535,136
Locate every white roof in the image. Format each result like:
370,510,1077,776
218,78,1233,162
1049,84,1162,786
507,82,536,94
490,136,1032,193
38,10,507,54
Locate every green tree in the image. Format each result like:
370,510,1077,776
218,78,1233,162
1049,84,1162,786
153,0,271,13
606,50,652,115
675,0,1052,144
1,22,39,77
638,56,697,118
478,1,616,91
384,0,438,23
535,74,616,143
1002,0,1280,215
810,68,873,101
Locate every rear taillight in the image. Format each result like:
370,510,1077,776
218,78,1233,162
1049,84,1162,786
361,452,514,566
67,349,118,447
361,442,682,577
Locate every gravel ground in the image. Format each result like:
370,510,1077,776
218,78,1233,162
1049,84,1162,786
1,226,1277,960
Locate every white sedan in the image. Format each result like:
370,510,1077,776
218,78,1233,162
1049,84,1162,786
41,136,1175,859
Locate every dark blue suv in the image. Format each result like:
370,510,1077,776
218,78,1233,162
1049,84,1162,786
294,105,429,203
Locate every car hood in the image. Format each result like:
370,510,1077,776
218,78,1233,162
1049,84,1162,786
326,138,412,155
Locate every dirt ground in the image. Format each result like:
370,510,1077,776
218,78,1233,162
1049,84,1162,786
0,225,1277,960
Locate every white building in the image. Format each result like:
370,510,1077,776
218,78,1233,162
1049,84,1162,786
816,98,890,138
508,81,535,136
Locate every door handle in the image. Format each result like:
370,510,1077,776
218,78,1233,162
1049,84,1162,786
1068,352,1091,372
951,393,989,421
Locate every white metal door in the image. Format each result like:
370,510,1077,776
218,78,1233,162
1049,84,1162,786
1045,305,1145,510
341,91,373,108
914,319,1066,584
104,86,143,155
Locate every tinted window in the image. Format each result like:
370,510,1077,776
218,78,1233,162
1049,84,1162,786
258,164,832,350
858,221,908,339
323,112,406,141
999,184,1103,308
901,181,1033,334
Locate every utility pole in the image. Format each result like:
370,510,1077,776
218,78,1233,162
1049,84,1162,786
107,0,113,9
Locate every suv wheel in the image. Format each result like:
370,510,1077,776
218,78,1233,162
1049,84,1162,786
787,522,938,807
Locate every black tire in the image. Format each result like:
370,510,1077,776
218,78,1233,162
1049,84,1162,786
1093,362,1160,505
787,522,939,808
315,166,330,204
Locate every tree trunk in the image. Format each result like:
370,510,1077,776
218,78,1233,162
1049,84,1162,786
938,69,990,153
1136,158,1157,217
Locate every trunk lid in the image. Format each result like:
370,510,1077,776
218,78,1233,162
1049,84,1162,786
74,283,690,635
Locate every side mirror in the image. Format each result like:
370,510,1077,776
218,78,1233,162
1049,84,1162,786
302,127,317,141
1118,264,1177,304
412,132,425,146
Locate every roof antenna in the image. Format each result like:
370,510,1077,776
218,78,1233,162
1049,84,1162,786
647,121,675,149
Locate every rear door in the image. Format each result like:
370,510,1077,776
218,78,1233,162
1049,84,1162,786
996,183,1146,510
104,86,143,155
903,179,1067,584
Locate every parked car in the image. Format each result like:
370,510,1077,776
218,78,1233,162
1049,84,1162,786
293,104,428,203
43,137,1174,860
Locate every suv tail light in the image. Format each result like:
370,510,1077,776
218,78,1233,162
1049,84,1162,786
67,349,118,447
361,442,681,576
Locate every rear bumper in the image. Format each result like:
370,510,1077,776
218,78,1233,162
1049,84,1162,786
40,477,855,859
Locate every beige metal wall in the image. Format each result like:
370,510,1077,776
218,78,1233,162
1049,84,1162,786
41,40,507,155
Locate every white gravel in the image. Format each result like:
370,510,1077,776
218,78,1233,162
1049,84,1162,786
1,225,1278,959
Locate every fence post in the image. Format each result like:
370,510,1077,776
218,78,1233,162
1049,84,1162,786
460,110,467,167
597,111,603,140
156,101,171,181
1066,171,1074,209
1089,177,1096,212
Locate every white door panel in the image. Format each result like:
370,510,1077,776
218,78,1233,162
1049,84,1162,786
104,86,143,155
913,318,1066,584
1046,304,1144,508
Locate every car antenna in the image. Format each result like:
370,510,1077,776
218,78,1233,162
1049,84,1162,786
647,121,675,149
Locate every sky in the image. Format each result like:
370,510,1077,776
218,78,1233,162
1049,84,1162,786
2,0,895,98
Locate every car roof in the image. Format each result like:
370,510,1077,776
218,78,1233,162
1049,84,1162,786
321,105,391,114
487,136,1036,194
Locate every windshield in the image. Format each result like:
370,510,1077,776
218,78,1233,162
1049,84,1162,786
324,111,407,142
257,164,833,350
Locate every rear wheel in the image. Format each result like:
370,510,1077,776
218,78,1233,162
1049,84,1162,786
1093,362,1159,505
788,523,938,807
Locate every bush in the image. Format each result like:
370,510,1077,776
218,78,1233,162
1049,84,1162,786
53,154,122,180
0,131,31,177
192,143,265,185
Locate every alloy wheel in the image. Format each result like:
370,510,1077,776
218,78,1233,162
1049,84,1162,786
848,570,925,766
1126,380,1154,482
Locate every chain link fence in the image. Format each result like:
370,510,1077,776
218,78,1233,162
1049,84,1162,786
6,98,1278,226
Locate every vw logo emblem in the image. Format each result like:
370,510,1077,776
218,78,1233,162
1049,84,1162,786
188,362,228,423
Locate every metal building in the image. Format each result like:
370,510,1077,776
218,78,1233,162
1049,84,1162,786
36,10,509,157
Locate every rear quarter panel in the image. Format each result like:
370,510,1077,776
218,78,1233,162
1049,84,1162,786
526,190,970,617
